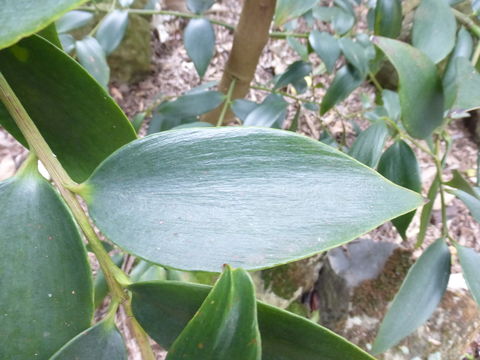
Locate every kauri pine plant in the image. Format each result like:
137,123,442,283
1,0,480,359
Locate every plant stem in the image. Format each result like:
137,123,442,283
452,8,480,38
251,84,321,106
434,138,449,238
217,78,237,126
124,298,155,360
368,72,383,92
472,42,480,67
0,72,128,301
269,31,309,39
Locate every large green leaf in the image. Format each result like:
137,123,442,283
274,0,318,26
412,0,456,63
372,238,451,354
308,30,340,74
0,35,136,182
456,245,480,307
184,18,215,78
377,140,421,239
348,122,389,169
83,127,423,272
0,157,93,359
130,281,376,360
0,0,87,50
373,37,444,139
167,267,260,360
451,57,480,112
50,311,127,360
374,0,402,38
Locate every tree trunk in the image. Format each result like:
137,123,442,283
202,0,276,125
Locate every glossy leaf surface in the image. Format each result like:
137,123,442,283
348,122,389,168
0,0,86,50
377,141,421,239
412,0,456,63
372,238,451,354
456,245,480,306
56,10,93,33
84,127,423,272
274,0,318,26
130,281,376,360
167,267,260,360
184,18,215,78
0,159,93,359
75,36,110,87
50,313,127,360
452,57,480,112
373,37,444,139
309,30,340,73
0,35,136,182
95,10,129,55
374,0,402,38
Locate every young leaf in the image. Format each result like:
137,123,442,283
339,38,369,77
320,65,364,115
308,30,340,73
416,178,439,247
445,169,479,199
0,35,136,182
274,60,312,90
184,18,215,78
412,0,456,63
83,127,423,272
348,122,389,168
95,10,129,55
243,97,287,128
374,0,402,38
456,245,480,306
129,281,376,360
55,10,94,34
274,0,318,26
0,157,93,359
75,36,110,88
187,0,215,14
167,267,260,360
287,37,309,62
50,312,127,360
451,57,480,112
0,0,87,50
452,189,480,222
372,238,451,354
373,37,444,139
377,140,422,239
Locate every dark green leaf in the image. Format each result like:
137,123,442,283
443,27,474,109
373,37,444,139
130,281,376,360
331,6,355,35
187,0,215,14
231,99,259,122
287,37,309,62
37,23,62,48
451,57,480,112
374,0,402,38
95,10,129,55
56,10,93,34
416,178,439,247
308,30,340,73
274,60,312,90
445,169,479,199
339,38,369,76
75,36,110,87
167,267,260,360
453,189,480,222
243,97,287,128
0,35,136,182
412,0,456,63
184,18,215,78
320,65,363,115
348,122,389,168
382,89,401,122
456,245,480,306
0,0,87,50
377,140,421,239
50,312,127,359
0,157,93,359
274,0,318,26
83,127,423,272
372,238,451,354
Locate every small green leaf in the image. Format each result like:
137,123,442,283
131,112,146,133
0,35,136,182
339,38,369,77
59,33,75,52
274,0,318,26
184,18,215,78
377,140,421,239
374,0,402,38
130,281,376,360
167,267,260,360
320,65,363,115
412,0,456,63
75,36,110,88
416,178,439,247
287,37,309,62
50,312,127,359
231,99,259,122
373,36,444,139
372,238,451,354
382,89,401,122
274,60,312,90
451,57,480,112
308,30,340,73
445,169,479,199
243,96,287,128
0,0,87,50
331,4,355,35
348,122,389,168
55,10,94,34
187,0,215,14
0,157,93,359
95,10,129,55
456,245,480,307
84,127,423,272
452,189,480,222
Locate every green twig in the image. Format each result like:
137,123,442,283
434,138,449,239
368,72,383,92
251,84,321,107
452,8,480,38
124,297,155,360
217,78,237,126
